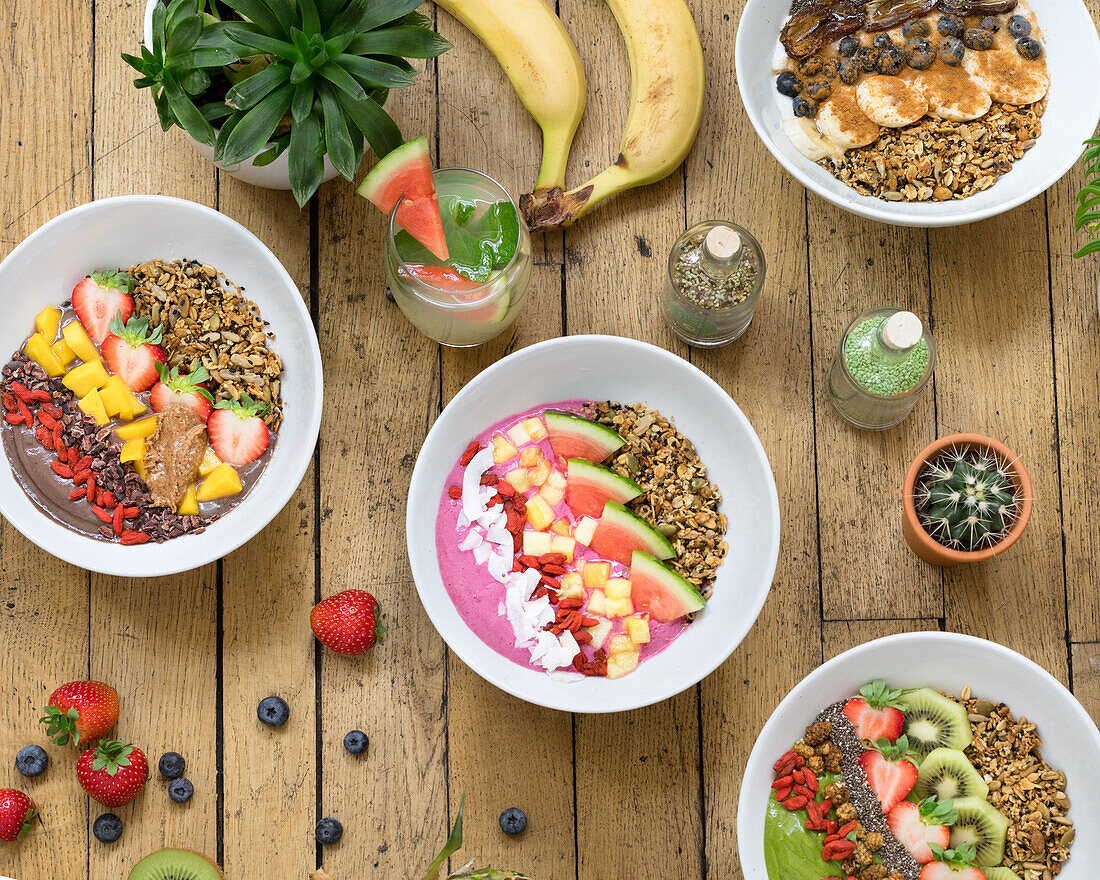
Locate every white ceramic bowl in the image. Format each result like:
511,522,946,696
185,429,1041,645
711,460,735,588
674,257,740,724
0,196,322,577
406,335,781,713
735,0,1100,226
737,631,1100,878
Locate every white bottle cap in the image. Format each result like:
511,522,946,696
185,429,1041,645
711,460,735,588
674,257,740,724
704,225,742,261
881,311,923,350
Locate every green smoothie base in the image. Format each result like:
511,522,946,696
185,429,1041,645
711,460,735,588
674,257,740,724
764,774,844,880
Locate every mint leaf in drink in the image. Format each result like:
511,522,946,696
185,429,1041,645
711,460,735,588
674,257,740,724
395,196,520,283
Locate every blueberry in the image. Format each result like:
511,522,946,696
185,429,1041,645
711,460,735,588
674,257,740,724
804,79,833,102
797,55,824,77
979,15,1000,32
343,730,369,756
1008,15,1031,38
963,27,994,51
1017,37,1042,60
93,813,123,844
258,695,289,727
168,778,194,804
792,96,818,119
316,817,344,845
837,58,861,85
15,745,48,778
838,35,861,57
855,46,880,72
902,19,930,38
819,58,839,81
384,287,395,303
872,33,894,49
776,71,802,98
158,752,186,780
938,14,964,38
905,39,936,70
939,36,965,66
877,46,905,76
499,808,527,836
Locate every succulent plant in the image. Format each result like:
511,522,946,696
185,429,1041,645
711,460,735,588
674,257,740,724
913,445,1022,552
1074,135,1100,257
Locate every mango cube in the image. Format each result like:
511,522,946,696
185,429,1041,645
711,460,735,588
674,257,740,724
550,518,572,536
24,333,65,377
538,483,564,506
199,447,222,476
522,530,553,557
35,305,62,341
492,433,517,464
523,417,548,441
503,468,531,493
61,320,98,363
585,618,613,651
116,416,157,440
550,535,576,562
607,647,640,680
78,388,109,425
177,482,199,516
133,457,148,480
62,359,109,398
506,422,532,447
574,516,599,546
582,561,610,590
626,615,652,645
525,494,555,530
605,578,632,600
587,590,607,617
518,446,542,468
119,437,145,463
558,572,584,601
119,390,147,420
605,597,634,618
51,338,75,368
98,375,131,418
196,463,243,501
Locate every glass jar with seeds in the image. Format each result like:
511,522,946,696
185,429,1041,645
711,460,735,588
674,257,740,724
662,220,766,347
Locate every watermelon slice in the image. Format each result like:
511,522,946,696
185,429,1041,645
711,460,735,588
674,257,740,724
545,411,625,462
589,501,674,566
395,264,511,322
565,459,642,517
629,551,705,623
358,136,449,262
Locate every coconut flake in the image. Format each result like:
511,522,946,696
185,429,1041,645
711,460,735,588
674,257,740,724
460,448,494,522
459,530,483,552
472,543,491,565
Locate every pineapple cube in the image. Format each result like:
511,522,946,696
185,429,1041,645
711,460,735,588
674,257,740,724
492,433,518,464
574,516,599,546
196,463,243,501
605,597,634,618
199,447,222,476
61,320,99,363
522,417,547,441
582,561,610,590
626,615,651,645
503,468,531,493
119,390,147,420
608,634,635,656
116,416,157,441
607,648,640,680
51,338,76,369
522,530,553,557
527,460,551,487
506,422,532,446
119,437,145,463
62,359,109,398
604,578,632,600
525,494,555,530
549,535,576,562
550,517,572,536
518,446,542,468
585,618,613,651
35,305,62,341
587,590,607,617
177,482,199,516
546,469,566,490
558,572,584,601
98,375,131,418
538,483,564,506
77,388,109,425
24,333,65,377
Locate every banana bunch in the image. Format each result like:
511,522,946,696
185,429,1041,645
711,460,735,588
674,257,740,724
435,0,705,231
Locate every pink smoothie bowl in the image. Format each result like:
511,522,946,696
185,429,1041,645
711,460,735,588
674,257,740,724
406,335,781,713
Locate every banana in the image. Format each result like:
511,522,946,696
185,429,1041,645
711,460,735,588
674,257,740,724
855,76,928,128
434,0,586,193
814,93,881,150
912,70,991,122
520,0,705,231
962,49,1049,105
782,117,843,163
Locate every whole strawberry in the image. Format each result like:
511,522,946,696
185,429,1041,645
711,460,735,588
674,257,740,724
40,680,119,746
311,589,384,656
77,740,148,807
0,790,38,843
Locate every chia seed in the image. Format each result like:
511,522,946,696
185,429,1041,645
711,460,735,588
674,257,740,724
671,231,760,309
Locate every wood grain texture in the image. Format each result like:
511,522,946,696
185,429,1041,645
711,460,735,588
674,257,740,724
1071,642,1100,726
822,618,941,660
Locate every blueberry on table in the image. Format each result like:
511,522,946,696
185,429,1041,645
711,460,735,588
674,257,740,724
905,39,936,70
792,96,818,119
168,778,194,804
872,33,894,49
343,730,369,756
877,46,905,75
838,58,861,85
384,287,395,303
316,817,344,845
158,751,186,780
855,46,880,72
499,807,527,836
93,813,123,844
938,14,964,37
838,35,860,57
978,15,1000,31
15,745,48,778
1008,15,1031,38
258,695,290,727
902,19,930,38
939,36,965,66
1016,37,1042,60
776,71,802,98
963,27,994,51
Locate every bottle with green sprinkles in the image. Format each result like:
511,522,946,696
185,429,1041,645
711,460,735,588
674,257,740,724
828,307,936,430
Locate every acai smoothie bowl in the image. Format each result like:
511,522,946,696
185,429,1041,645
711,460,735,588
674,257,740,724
408,335,781,713
0,196,322,577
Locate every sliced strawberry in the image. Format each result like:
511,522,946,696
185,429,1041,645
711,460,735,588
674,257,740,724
149,362,214,422
843,680,906,743
100,315,167,392
207,393,269,466
887,798,955,864
919,844,985,880
858,735,919,813
71,271,134,344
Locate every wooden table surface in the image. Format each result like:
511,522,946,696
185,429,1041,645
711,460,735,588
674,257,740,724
3,1,1100,878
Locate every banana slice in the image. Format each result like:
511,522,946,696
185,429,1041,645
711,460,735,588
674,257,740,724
963,49,1049,105
815,93,882,150
912,70,992,122
856,76,929,128
782,117,843,162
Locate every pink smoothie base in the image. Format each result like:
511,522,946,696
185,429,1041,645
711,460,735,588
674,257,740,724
434,399,690,675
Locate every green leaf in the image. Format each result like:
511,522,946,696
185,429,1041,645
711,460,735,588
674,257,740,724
166,12,203,55
315,0,344,29
288,106,325,206
320,59,369,99
291,80,315,123
200,100,235,121
319,82,358,180
336,54,416,89
419,793,465,880
218,80,294,165
225,61,291,110
180,67,211,95
152,0,168,59
214,111,245,161
167,45,238,69
153,89,178,131
331,0,421,35
1073,238,1100,258
223,23,297,59
322,30,357,58
164,0,197,33
336,89,401,158
163,73,216,145
252,134,290,166
395,196,520,283
220,0,286,37
346,28,452,59
297,0,321,34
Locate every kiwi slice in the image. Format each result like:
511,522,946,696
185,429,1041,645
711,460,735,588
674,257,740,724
913,747,989,802
985,868,1023,880
128,849,224,880
900,687,973,756
949,796,1010,866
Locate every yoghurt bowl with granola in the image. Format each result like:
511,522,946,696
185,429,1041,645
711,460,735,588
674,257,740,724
738,632,1100,880
0,196,322,576
407,335,781,713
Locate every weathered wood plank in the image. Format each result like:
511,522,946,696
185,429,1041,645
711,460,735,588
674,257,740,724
1071,642,1100,726
822,618,941,660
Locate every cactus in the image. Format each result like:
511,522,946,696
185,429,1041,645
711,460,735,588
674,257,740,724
914,445,1022,551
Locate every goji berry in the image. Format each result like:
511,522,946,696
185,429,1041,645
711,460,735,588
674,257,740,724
784,795,808,811
775,786,793,800
92,506,112,524
1,392,17,412
50,461,73,478
558,598,583,609
518,555,541,569
538,552,567,565
574,631,592,644
538,574,559,588
837,821,858,838
496,481,515,497
802,767,819,792
35,427,52,447
69,487,86,501
458,441,481,467
10,382,31,403
113,504,124,536
55,439,67,457
120,531,151,545
4,412,24,425
771,774,794,790
479,472,498,487
86,473,97,502
39,402,61,418
541,563,567,575
67,447,78,466
123,507,140,518
512,495,526,515
580,616,599,627
794,784,814,800
447,486,462,500
38,411,57,430
791,769,805,784
75,456,92,472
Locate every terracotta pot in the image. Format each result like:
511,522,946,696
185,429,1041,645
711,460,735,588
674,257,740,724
902,433,1033,567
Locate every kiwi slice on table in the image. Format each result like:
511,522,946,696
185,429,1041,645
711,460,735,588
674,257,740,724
128,849,224,880
899,687,973,756
949,796,1010,866
913,747,989,802
985,868,1023,880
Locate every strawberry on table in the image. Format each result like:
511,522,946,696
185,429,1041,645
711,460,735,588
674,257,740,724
77,740,148,808
843,679,906,743
311,589,384,656
919,843,986,880
858,735,919,813
101,315,167,392
0,790,38,843
150,362,214,422
39,680,119,747
207,393,270,466
888,797,957,864
72,270,134,344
